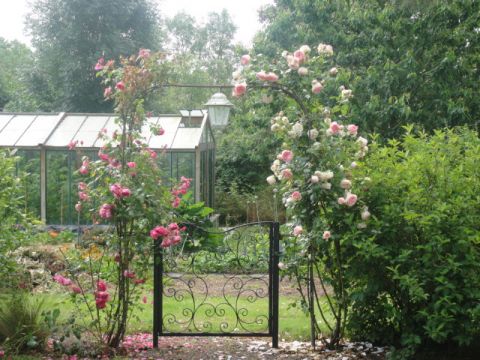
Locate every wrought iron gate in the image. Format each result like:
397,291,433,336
153,222,280,348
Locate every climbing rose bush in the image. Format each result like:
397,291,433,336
232,43,372,347
55,50,189,350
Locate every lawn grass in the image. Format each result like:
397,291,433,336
5,292,331,341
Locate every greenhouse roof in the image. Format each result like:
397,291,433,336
0,111,210,150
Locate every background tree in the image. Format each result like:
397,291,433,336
254,0,480,138
0,38,37,111
150,10,239,113
26,0,161,112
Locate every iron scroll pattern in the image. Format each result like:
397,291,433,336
153,222,279,347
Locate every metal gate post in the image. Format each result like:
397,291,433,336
271,222,280,348
153,240,162,348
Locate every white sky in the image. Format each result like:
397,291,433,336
0,0,273,48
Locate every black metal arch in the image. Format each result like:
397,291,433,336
153,221,280,348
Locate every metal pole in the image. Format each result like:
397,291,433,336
271,222,280,348
309,258,316,349
153,240,162,348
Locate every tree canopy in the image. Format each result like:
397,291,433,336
25,0,161,112
254,0,480,138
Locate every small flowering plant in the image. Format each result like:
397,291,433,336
233,44,372,347
55,50,190,350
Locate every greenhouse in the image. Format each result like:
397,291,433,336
0,111,215,225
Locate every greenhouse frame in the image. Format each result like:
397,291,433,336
0,111,215,225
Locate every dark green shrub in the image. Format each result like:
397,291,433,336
347,127,480,356
0,292,49,354
0,150,28,288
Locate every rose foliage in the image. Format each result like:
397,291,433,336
232,44,371,347
53,50,191,350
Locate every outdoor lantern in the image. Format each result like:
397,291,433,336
204,92,234,128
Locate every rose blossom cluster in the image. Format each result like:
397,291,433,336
75,182,90,211
171,176,192,208
95,280,110,309
311,170,334,190
256,70,279,82
150,223,184,248
270,112,291,133
283,44,311,70
99,203,114,219
79,157,90,175
110,183,132,199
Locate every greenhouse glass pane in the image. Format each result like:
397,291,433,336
0,115,36,146
16,150,41,218
46,151,71,224
0,114,14,133
47,150,97,225
171,128,202,149
148,117,181,149
171,152,195,198
93,116,120,147
72,116,110,148
47,115,86,147
16,115,62,146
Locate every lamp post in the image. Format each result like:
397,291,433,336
204,92,234,129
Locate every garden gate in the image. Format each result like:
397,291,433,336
153,222,280,348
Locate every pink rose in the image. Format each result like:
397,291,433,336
241,54,250,65
232,82,247,97
124,270,136,279
78,182,87,191
347,124,358,136
115,81,125,91
266,72,279,82
75,202,82,212
127,162,136,168
96,298,107,309
329,121,342,134
291,191,302,202
293,49,305,63
312,80,323,94
99,203,114,219
346,192,358,207
79,165,89,175
281,168,293,180
256,71,268,81
293,225,303,236
104,87,112,98
68,140,78,150
150,226,169,240
156,127,165,135
138,48,151,59
71,285,82,294
97,280,107,292
280,150,293,163
94,57,105,71
323,231,331,240
337,197,346,205
78,191,89,201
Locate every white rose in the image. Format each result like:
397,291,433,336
267,175,276,185
320,182,332,190
307,128,319,140
361,207,371,221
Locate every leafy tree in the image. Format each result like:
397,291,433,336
255,0,480,138
0,38,37,111
26,0,161,112
151,10,239,113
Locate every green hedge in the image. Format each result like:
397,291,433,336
347,127,480,357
